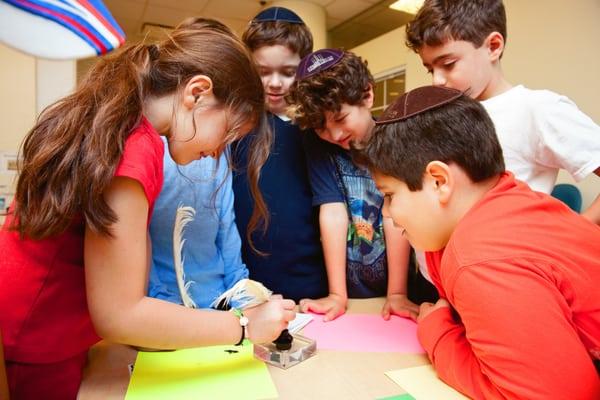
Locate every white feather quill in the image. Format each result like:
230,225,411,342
211,278,272,310
173,205,197,308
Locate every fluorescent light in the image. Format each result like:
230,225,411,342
389,0,424,14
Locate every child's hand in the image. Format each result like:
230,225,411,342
417,298,451,323
298,294,347,322
244,298,296,344
381,294,419,321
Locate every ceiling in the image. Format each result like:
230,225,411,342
329,0,414,49
102,0,414,48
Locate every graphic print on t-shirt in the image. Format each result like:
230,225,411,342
332,152,387,297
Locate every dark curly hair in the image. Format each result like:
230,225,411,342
406,0,507,56
286,51,373,130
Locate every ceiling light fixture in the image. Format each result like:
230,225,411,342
388,0,424,14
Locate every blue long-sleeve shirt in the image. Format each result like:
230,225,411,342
148,140,248,308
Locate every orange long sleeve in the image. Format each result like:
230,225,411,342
419,261,600,399
419,173,600,399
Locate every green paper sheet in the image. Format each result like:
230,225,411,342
377,393,416,400
125,342,277,400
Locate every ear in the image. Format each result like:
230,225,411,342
485,31,505,62
182,75,214,109
424,161,453,205
362,84,375,108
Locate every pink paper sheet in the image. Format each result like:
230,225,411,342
302,314,425,353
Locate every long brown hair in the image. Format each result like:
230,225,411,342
12,18,269,241
243,112,271,253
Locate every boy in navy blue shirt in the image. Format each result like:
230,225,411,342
287,49,438,321
232,7,327,302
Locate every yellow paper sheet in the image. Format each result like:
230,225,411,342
125,342,277,400
385,365,468,400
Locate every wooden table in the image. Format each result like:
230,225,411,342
78,298,430,399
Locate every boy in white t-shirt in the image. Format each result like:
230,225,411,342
405,0,600,223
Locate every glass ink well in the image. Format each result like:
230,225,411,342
211,283,316,369
254,329,316,369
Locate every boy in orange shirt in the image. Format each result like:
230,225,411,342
353,85,600,399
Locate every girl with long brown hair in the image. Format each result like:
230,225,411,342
0,18,295,399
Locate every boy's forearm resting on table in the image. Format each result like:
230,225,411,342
382,217,418,320
319,202,349,299
299,203,348,320
383,217,411,295
417,264,600,399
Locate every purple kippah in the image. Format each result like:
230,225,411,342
252,7,304,24
376,86,463,125
296,48,344,80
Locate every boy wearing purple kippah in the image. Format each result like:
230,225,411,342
352,85,600,400
287,49,438,321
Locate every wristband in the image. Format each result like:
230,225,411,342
231,308,249,346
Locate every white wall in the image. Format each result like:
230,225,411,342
36,58,76,114
0,43,76,220
0,43,36,150
0,43,36,217
271,0,327,50
502,0,600,207
351,0,600,209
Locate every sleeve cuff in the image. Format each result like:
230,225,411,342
313,195,345,206
417,306,456,356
